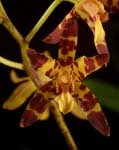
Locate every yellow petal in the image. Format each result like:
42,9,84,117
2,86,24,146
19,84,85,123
56,92,74,114
3,80,36,110
37,106,50,121
20,107,50,127
71,100,87,120
94,16,105,46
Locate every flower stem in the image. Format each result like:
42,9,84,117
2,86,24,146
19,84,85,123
65,0,78,4
25,0,64,43
20,42,30,73
0,56,23,70
0,1,23,46
50,101,79,150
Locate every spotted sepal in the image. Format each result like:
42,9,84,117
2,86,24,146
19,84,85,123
71,54,108,81
20,81,56,127
73,81,110,136
27,48,60,80
58,17,78,65
43,13,74,44
43,15,78,65
20,92,49,127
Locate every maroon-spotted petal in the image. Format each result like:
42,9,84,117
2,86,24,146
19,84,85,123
27,48,48,69
29,93,49,113
43,15,73,44
20,110,38,127
88,111,110,136
73,82,110,136
20,93,49,127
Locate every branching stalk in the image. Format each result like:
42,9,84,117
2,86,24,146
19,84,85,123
0,1,23,46
0,0,80,149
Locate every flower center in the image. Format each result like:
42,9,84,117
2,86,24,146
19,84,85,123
60,71,71,84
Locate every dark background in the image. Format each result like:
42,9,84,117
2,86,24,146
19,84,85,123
0,0,119,150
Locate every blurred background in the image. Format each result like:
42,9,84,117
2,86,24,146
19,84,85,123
0,0,119,150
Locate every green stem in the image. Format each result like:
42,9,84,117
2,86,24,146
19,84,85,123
64,0,78,4
0,56,23,70
20,42,30,73
25,0,78,43
25,0,63,43
50,101,79,150
0,1,23,46
22,0,65,72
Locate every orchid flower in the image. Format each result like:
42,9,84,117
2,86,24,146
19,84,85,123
24,47,110,136
2,0,110,137
18,3,110,135
22,52,110,135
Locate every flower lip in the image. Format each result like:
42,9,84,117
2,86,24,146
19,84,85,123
59,71,71,84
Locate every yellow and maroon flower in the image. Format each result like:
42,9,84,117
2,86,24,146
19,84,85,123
3,0,110,136
24,49,109,136
20,7,110,136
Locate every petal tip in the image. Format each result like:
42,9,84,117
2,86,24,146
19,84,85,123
27,48,35,57
87,111,110,136
2,103,16,110
20,110,38,127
